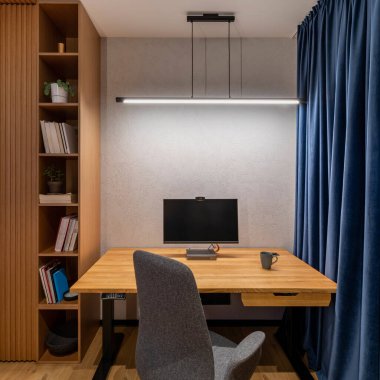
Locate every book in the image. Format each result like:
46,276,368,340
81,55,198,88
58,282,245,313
40,121,50,153
48,122,60,153
52,268,69,302
39,263,50,303
39,193,78,204
59,123,68,153
60,123,78,154
39,120,78,154
40,261,53,303
44,122,54,153
68,219,79,251
54,122,65,153
45,122,55,153
40,260,59,303
55,215,76,252
46,261,62,303
39,261,69,304
63,217,77,251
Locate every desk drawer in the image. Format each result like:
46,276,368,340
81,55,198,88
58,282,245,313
241,292,331,307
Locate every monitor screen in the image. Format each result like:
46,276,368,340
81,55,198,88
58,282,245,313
163,199,239,244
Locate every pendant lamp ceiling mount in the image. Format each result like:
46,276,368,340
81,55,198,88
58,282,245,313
186,13,235,23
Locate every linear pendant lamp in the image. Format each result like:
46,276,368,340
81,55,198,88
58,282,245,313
116,13,301,106
116,97,300,105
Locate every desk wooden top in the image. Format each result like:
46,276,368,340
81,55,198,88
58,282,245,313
71,248,337,294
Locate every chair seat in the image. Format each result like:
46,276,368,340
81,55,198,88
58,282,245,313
209,330,265,380
209,330,237,349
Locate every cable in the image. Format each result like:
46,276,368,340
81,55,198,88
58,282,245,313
240,37,243,97
205,37,207,96
191,21,194,98
228,21,231,98
232,23,244,97
209,243,220,253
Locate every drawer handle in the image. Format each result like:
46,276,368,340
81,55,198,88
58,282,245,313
273,293,299,297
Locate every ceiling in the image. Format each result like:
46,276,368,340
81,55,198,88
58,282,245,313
80,0,317,38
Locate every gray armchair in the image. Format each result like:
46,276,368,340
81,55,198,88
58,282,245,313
133,250,265,380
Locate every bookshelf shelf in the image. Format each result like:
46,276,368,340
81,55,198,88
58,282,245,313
39,348,79,364
38,103,79,120
39,203,79,207
39,153,79,158
39,52,78,56
39,299,78,310
39,102,79,108
39,253,79,258
38,246,79,257
37,1,100,364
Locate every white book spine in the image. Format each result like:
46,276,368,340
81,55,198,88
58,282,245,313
68,220,79,251
46,267,56,303
39,265,49,303
63,218,76,251
55,216,71,252
61,123,78,154
45,122,55,153
40,121,50,153
49,122,60,153
59,123,68,153
43,264,53,303
54,122,65,153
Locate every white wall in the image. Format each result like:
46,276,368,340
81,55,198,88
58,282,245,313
101,38,297,319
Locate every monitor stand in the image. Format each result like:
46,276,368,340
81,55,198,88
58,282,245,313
186,248,217,260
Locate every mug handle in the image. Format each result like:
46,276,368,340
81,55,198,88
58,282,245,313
272,256,278,265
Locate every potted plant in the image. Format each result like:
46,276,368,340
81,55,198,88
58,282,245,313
44,79,75,103
43,165,64,193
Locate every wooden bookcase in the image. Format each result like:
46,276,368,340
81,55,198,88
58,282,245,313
37,1,100,363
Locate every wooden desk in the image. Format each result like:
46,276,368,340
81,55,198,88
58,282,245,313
71,248,336,380
72,248,337,306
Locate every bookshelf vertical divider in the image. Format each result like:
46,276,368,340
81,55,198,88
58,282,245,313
37,1,100,363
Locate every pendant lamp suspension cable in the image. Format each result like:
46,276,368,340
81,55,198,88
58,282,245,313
191,21,194,98
240,36,243,97
189,13,235,100
228,21,231,98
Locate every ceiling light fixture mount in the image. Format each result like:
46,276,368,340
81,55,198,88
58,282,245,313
116,13,302,106
187,13,234,99
186,13,235,23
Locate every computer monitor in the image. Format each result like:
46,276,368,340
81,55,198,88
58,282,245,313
163,198,239,244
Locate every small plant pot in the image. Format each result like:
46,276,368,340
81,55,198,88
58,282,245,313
47,181,63,194
50,83,68,103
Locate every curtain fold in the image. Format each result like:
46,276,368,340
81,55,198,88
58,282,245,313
295,0,380,379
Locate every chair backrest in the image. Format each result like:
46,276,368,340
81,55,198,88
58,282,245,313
133,250,214,380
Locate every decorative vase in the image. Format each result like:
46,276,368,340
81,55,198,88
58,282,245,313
50,83,68,103
47,181,63,194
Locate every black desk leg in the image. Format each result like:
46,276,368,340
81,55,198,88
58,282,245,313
92,299,124,380
275,308,314,380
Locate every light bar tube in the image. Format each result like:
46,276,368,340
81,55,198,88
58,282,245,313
116,98,301,105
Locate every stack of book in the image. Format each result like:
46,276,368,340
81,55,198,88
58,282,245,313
55,215,79,252
39,193,78,204
40,121,78,154
39,260,69,303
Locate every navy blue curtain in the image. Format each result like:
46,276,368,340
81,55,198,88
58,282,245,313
296,0,380,379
